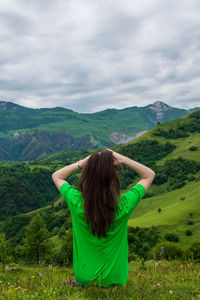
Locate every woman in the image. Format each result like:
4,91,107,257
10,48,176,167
52,148,155,288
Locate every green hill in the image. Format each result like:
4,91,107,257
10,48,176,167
0,109,200,255
128,180,200,248
0,100,199,161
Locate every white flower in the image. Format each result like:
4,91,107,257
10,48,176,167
169,290,173,295
154,283,160,288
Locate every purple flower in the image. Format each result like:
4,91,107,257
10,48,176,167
63,279,82,288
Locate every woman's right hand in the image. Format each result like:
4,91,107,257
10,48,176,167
105,148,126,165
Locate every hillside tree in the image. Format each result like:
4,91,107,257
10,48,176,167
23,214,51,264
0,233,12,264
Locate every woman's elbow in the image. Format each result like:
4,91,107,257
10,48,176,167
52,172,57,182
149,170,156,180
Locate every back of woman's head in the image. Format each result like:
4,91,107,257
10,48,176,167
79,151,120,238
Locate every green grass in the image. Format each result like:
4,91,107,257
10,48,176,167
129,118,200,164
0,261,199,299
155,132,200,164
128,180,200,248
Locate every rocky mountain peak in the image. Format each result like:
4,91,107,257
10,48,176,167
149,100,171,119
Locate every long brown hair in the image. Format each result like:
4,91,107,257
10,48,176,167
79,151,121,238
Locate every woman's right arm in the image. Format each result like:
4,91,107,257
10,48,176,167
106,148,155,192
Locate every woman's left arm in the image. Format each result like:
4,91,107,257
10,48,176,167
52,155,90,191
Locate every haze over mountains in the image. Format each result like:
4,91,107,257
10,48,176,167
0,100,199,161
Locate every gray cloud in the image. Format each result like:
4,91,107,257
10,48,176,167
0,0,200,112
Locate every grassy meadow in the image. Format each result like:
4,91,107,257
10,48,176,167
0,260,200,300
118,115,200,164
128,180,200,248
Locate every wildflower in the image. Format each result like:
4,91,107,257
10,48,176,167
18,287,21,289
169,290,173,295
154,283,160,288
63,279,79,287
44,290,46,293
0,281,2,284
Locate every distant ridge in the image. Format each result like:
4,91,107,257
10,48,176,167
0,99,198,114
0,100,199,161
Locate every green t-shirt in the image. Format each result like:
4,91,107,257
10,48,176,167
60,183,146,288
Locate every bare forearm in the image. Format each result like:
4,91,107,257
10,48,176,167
52,155,90,191
52,163,78,180
122,156,155,179
52,158,86,180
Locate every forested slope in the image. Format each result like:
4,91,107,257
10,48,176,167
0,100,199,161
0,109,199,252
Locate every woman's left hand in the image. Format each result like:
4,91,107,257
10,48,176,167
78,155,91,168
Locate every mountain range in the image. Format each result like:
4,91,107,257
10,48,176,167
0,100,199,161
0,108,199,251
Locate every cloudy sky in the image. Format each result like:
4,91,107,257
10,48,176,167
0,0,200,112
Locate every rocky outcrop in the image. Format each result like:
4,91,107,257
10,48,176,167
110,130,147,144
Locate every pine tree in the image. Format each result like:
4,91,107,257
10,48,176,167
0,233,12,264
61,228,73,265
23,214,51,264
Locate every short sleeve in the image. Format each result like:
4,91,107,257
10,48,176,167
120,184,146,218
60,183,82,214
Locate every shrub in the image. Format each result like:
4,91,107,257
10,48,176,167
164,233,179,242
58,227,66,238
185,230,192,236
150,242,183,260
188,175,195,181
128,252,140,262
0,233,13,264
189,146,197,151
187,220,194,225
157,208,162,214
152,128,189,139
185,241,200,261
154,174,168,185
60,228,73,266
171,181,185,190
128,226,161,260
